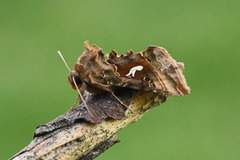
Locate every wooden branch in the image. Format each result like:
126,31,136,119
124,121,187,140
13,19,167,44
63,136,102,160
11,89,166,160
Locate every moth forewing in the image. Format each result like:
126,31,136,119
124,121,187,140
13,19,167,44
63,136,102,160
143,46,190,96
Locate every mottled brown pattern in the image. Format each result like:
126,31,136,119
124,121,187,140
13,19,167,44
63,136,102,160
69,41,190,97
68,41,119,93
66,41,190,124
143,46,191,96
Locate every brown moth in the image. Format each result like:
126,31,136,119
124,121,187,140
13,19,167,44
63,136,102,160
68,41,120,94
68,41,190,99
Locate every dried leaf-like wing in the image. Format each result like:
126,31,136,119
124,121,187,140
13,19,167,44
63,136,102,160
69,41,190,97
143,46,191,96
107,51,169,94
107,46,190,96
73,41,120,93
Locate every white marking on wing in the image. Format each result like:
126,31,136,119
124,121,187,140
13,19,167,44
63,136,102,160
126,65,143,77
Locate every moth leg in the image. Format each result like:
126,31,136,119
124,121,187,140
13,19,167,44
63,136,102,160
72,96,80,109
79,82,87,98
111,92,133,113
66,96,80,112
68,82,87,111
72,77,93,116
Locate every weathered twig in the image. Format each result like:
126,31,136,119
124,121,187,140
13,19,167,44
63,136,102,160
10,88,166,160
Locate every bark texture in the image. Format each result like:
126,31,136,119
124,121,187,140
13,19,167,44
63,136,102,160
11,89,166,160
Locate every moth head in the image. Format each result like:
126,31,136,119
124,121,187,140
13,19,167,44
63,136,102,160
68,70,82,90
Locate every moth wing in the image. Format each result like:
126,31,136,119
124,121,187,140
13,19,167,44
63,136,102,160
107,51,170,94
74,41,119,92
143,46,191,96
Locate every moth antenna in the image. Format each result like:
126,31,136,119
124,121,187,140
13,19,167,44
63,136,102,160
57,51,72,72
72,76,92,115
58,50,92,116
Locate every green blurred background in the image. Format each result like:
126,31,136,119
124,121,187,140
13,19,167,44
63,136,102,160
0,0,239,159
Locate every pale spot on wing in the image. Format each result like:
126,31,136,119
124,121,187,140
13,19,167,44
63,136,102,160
126,65,143,77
